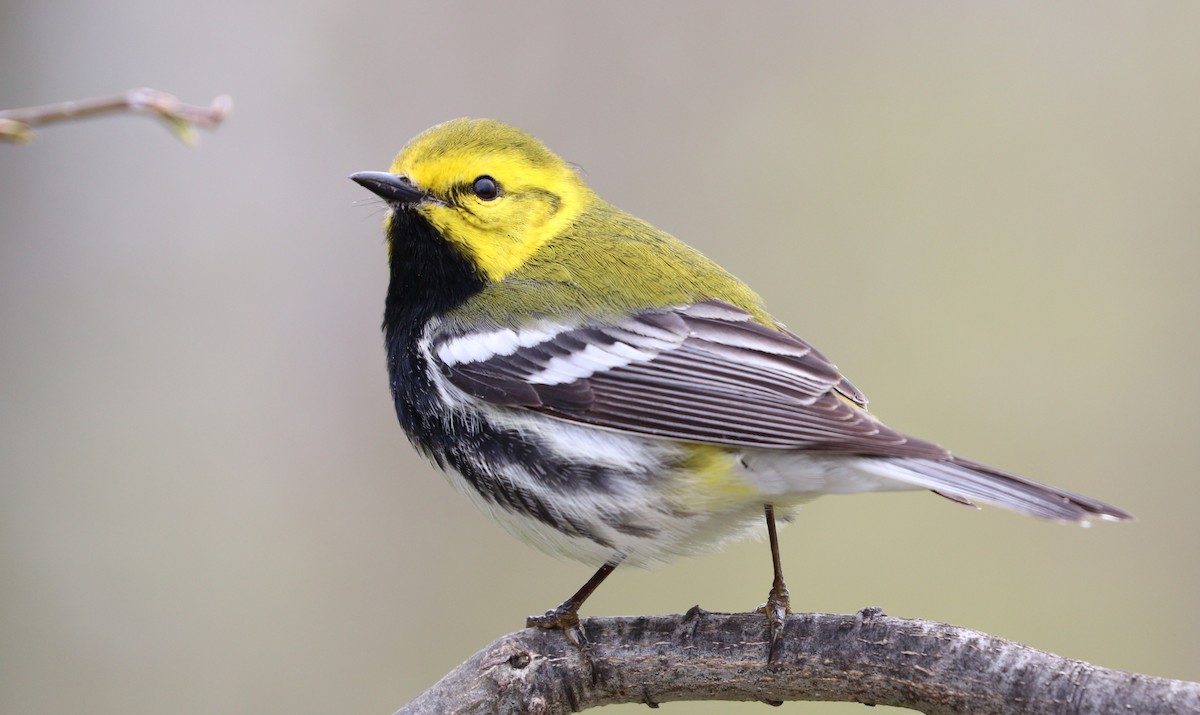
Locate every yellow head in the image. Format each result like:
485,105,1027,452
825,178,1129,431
376,118,593,282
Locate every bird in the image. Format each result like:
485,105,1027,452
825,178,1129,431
350,118,1131,655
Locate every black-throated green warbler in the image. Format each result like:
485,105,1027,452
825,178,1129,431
350,118,1130,652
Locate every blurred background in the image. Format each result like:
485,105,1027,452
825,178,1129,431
2,2,1198,713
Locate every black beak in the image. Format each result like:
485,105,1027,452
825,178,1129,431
349,171,428,206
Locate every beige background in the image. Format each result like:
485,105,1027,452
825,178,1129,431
2,3,1198,713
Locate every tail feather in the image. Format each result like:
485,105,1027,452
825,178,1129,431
863,455,1133,523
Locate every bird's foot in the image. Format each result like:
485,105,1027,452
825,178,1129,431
756,580,791,663
527,605,594,670
524,560,620,677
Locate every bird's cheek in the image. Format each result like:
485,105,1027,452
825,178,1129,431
422,208,461,238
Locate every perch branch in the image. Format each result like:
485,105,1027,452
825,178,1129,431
398,607,1200,714
0,88,232,144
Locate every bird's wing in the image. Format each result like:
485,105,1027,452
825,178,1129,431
433,300,948,458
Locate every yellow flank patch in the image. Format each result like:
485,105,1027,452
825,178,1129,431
669,445,759,511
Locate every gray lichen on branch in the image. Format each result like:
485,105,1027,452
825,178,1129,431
0,88,232,144
397,608,1200,714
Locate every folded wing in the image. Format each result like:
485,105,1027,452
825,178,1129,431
435,300,948,459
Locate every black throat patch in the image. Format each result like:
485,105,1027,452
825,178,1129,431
382,209,486,343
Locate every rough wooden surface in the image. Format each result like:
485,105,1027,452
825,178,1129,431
396,607,1200,714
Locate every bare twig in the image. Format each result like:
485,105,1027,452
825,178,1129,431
398,608,1200,714
0,88,232,144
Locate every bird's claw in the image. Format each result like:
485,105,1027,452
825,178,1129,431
756,581,791,662
526,604,579,631
527,606,594,671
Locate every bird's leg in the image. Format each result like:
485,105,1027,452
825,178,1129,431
527,557,622,654
756,504,791,662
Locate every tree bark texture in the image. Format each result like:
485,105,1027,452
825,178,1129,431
397,607,1200,714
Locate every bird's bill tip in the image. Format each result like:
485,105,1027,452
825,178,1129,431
349,171,426,205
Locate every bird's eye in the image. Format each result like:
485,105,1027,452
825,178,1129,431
471,175,500,200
